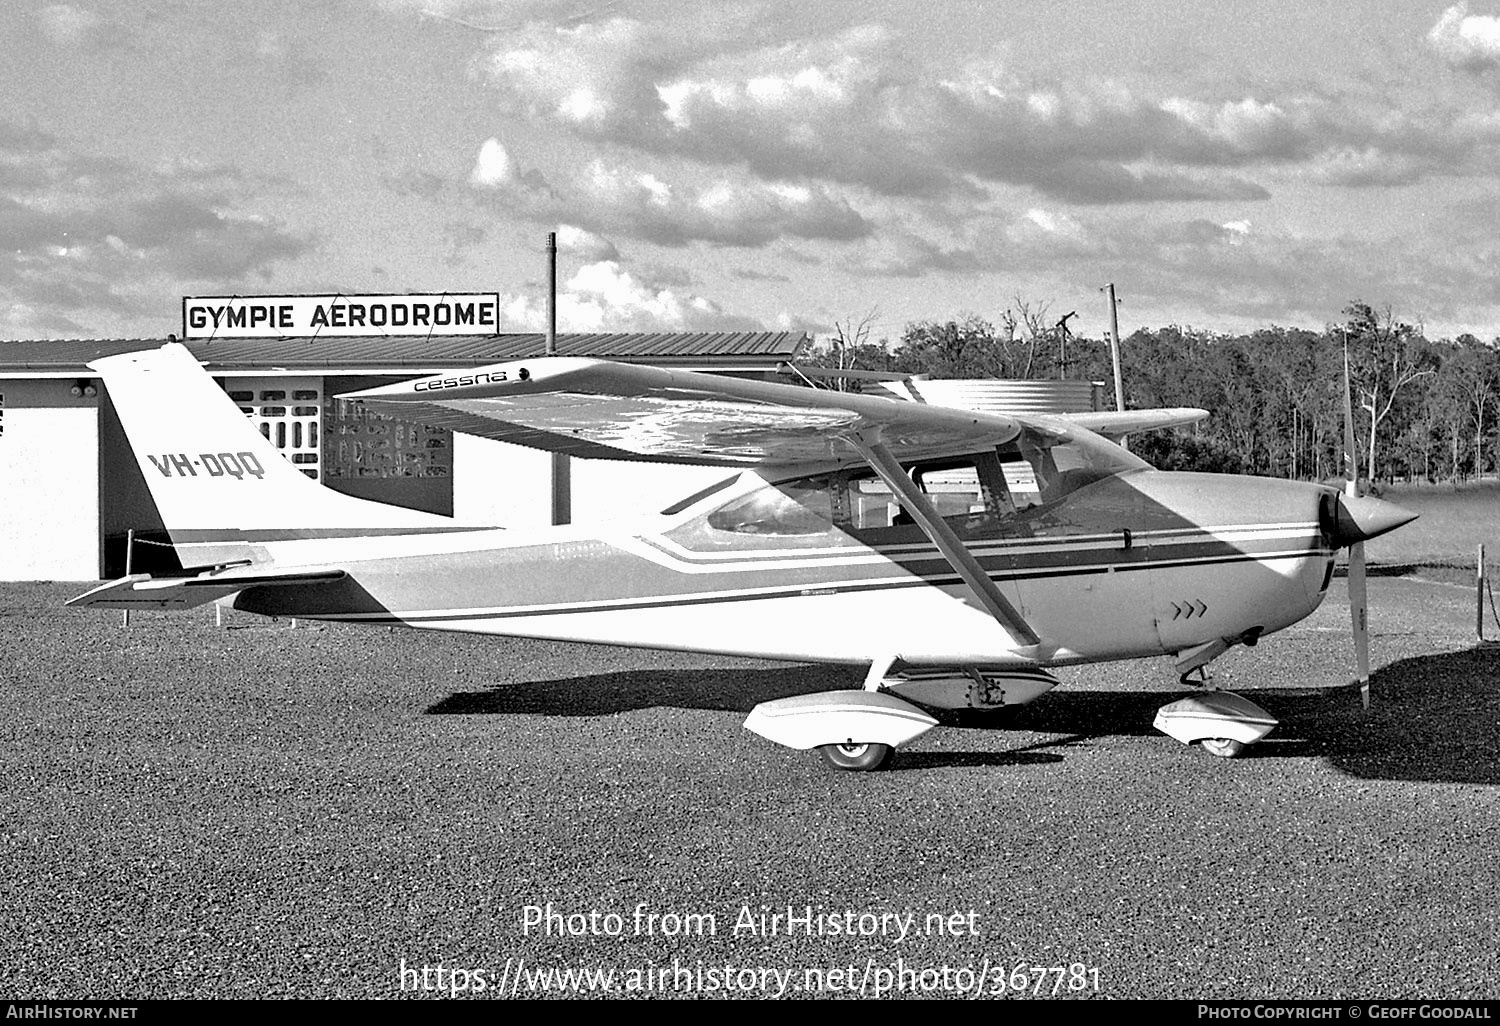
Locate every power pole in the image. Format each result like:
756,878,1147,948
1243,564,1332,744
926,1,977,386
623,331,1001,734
1101,283,1125,413
1055,311,1076,380
547,231,571,525
1101,283,1126,450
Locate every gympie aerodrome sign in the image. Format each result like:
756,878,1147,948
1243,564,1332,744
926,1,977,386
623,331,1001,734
181,294,502,339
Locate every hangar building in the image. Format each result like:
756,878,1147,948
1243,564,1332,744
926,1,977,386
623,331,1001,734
0,331,1106,583
0,332,807,581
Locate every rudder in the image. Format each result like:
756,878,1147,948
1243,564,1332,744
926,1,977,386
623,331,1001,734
92,344,451,562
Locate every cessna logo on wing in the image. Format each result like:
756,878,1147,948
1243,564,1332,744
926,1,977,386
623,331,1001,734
147,452,267,480
412,371,508,392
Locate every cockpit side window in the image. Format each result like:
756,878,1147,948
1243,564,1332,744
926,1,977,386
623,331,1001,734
698,431,1141,541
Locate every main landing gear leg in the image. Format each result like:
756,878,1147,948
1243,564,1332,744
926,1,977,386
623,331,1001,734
742,655,937,772
815,654,902,769
1153,641,1278,758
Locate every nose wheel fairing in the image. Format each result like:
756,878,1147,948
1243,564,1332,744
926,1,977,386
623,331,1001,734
745,668,1280,768
1152,691,1277,756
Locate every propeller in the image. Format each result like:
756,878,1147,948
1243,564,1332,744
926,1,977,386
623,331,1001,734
1329,341,1417,708
1342,342,1370,709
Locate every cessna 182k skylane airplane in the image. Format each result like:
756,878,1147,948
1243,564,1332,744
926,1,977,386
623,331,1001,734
71,343,1416,769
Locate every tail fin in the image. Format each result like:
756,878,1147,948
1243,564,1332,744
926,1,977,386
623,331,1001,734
92,343,451,563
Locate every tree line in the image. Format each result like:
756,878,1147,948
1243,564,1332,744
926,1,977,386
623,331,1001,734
805,302,1500,486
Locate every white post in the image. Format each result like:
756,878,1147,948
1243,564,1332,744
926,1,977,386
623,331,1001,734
122,529,133,628
1479,544,1486,644
547,231,571,525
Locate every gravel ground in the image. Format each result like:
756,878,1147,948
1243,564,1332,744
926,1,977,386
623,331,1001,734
1,577,1497,1001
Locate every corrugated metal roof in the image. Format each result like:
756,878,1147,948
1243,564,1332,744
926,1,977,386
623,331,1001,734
0,332,808,374
873,378,1102,414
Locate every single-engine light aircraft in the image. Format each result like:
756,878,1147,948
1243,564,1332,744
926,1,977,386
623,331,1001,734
70,344,1415,769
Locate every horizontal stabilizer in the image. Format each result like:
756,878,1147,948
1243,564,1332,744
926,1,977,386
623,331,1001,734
67,568,346,610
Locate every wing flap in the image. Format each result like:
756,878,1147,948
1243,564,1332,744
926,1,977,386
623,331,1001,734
339,358,1019,466
67,568,347,610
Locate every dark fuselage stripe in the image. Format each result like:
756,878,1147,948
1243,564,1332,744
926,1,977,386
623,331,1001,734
323,546,1328,624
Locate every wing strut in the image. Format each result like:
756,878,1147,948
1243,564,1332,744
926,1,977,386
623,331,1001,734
850,435,1041,650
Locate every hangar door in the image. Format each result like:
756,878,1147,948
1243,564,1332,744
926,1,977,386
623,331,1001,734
0,381,100,580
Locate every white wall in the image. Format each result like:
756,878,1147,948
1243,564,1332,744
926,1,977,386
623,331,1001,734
0,381,99,579
451,433,553,527
451,432,730,528
571,458,730,524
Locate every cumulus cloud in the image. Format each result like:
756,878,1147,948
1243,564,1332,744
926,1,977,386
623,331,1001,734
1304,147,1429,187
1429,3,1500,72
465,138,871,247
452,13,1499,206
774,310,832,334
469,18,1432,205
556,224,619,262
470,137,518,188
498,259,762,331
0,119,312,337
34,4,110,48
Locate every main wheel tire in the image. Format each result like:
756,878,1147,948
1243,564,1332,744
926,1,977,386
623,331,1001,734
819,741,893,772
1200,737,1246,759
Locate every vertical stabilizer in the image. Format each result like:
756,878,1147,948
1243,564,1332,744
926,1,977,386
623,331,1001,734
91,344,451,557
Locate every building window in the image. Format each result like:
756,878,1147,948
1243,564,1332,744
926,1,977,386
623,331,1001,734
223,377,322,480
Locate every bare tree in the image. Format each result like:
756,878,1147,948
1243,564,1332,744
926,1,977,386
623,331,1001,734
999,296,1053,378
822,309,885,391
1343,303,1436,484
1446,336,1498,480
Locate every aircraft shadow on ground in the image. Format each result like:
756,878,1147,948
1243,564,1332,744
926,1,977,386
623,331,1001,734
428,646,1500,784
428,664,864,717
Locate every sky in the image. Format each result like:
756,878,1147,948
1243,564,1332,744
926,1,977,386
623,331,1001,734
5,0,1500,344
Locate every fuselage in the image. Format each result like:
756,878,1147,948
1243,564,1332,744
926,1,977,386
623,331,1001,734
230,465,1336,668
81,343,1406,689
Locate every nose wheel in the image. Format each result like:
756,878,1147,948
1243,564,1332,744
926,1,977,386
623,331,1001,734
1154,692,1275,756
819,742,893,771
1199,737,1246,759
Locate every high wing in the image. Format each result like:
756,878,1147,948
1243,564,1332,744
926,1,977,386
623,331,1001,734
1059,408,1208,440
339,357,1021,467
343,356,1041,651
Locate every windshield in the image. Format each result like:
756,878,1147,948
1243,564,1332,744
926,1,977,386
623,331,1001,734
660,473,741,515
1014,428,1147,506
